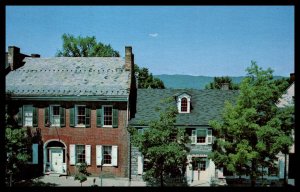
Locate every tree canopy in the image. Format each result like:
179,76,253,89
208,61,294,186
5,125,32,186
56,33,120,57
205,76,239,90
134,64,165,89
129,97,189,186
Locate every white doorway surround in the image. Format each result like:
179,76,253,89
44,139,67,175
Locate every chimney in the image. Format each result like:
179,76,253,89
221,83,229,90
290,73,295,82
125,46,133,71
31,54,40,58
8,46,20,70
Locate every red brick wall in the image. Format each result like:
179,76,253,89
33,101,129,177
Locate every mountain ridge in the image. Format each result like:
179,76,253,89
154,74,287,89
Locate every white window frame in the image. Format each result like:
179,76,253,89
75,105,86,127
177,94,191,113
190,128,212,145
96,145,118,166
69,144,91,166
50,105,60,127
24,105,33,127
103,105,113,127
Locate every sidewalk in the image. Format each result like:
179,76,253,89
34,175,147,187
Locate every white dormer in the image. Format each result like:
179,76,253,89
176,92,191,113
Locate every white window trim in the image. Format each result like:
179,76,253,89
103,105,113,128
97,145,118,166
177,94,191,113
75,105,86,128
50,105,61,127
191,128,212,145
24,105,33,127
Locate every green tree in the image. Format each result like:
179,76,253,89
129,97,189,186
208,61,294,186
5,126,31,186
205,76,239,90
134,64,165,89
56,33,120,57
74,162,91,187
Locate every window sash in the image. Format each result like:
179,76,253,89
181,98,188,112
76,145,85,164
51,105,60,126
76,105,86,126
103,146,112,164
24,105,33,126
103,106,113,126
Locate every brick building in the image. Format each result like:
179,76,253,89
6,46,136,177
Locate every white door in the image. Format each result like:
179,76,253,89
192,158,207,181
51,148,63,173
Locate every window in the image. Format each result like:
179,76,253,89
192,157,206,171
24,105,33,126
76,145,85,164
103,146,112,164
103,106,113,126
51,106,60,126
199,160,206,171
196,129,206,143
45,105,65,127
70,105,90,127
96,106,118,128
96,145,118,166
190,128,212,144
181,98,188,112
69,144,91,165
176,93,191,113
77,106,85,126
18,105,38,127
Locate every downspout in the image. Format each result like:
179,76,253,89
127,97,132,182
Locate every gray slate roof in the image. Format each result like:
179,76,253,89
129,89,239,126
6,57,130,96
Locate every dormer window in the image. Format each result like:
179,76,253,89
181,98,188,112
176,92,191,113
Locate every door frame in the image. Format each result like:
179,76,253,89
43,139,67,174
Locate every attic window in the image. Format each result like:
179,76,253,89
181,98,188,112
176,93,191,113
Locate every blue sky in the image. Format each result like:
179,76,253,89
6,6,294,77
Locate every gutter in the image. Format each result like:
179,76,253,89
7,95,128,102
